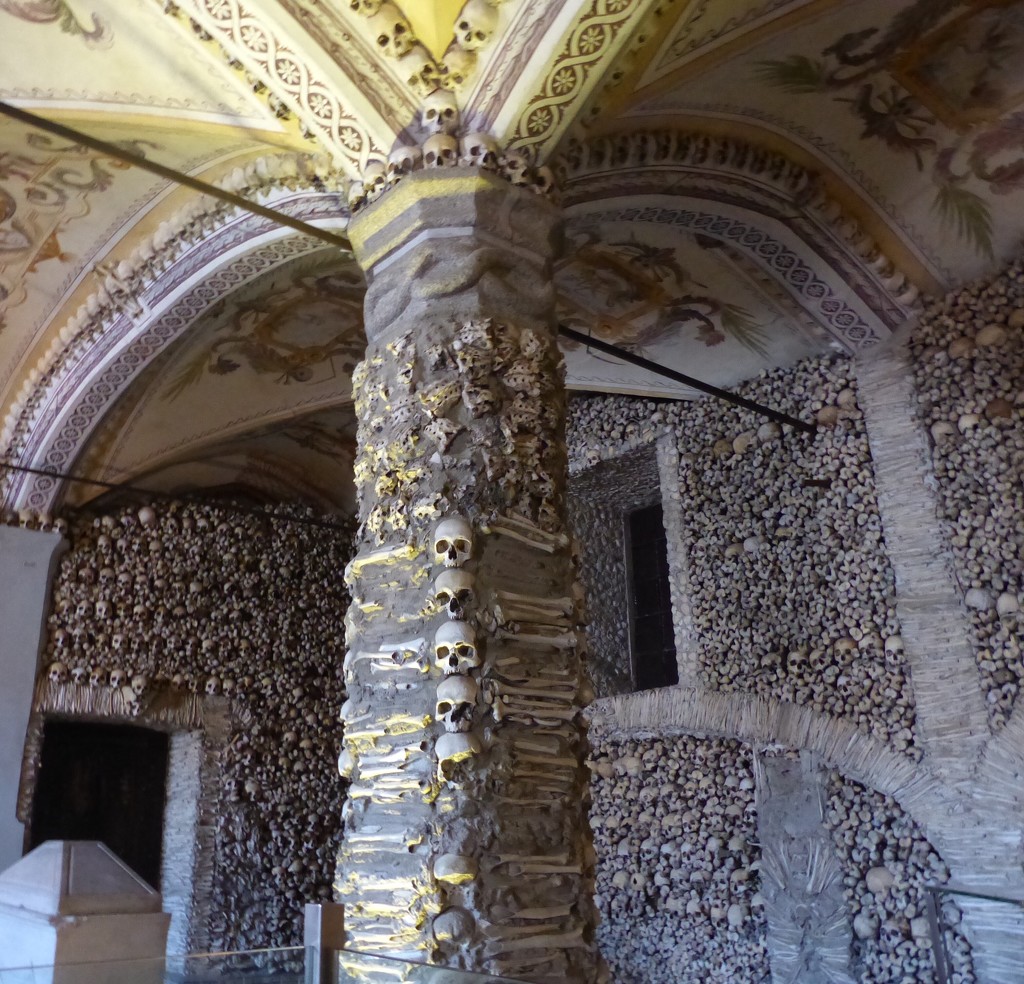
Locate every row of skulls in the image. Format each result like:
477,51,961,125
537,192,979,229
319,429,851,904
432,516,483,782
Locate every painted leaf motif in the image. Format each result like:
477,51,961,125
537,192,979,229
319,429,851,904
932,183,995,260
720,304,770,358
163,348,211,401
754,56,830,94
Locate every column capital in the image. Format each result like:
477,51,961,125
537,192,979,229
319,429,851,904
349,168,563,341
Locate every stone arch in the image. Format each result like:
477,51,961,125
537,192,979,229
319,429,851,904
587,687,954,831
0,180,351,514
559,128,923,348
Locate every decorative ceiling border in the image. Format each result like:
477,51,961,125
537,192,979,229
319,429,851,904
0,162,350,513
163,0,389,173
507,0,653,158
559,129,923,326
275,1,420,127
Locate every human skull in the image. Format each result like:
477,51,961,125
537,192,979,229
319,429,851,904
95,599,112,620
109,668,126,689
434,621,480,674
350,0,383,13
205,675,221,696
421,88,458,133
435,673,479,732
131,674,148,697
363,159,387,201
431,905,475,943
435,732,481,783
76,599,91,619
423,133,458,168
18,509,35,529
879,919,908,947
48,662,68,685
534,165,555,196
346,179,366,210
433,568,474,619
442,45,476,89
386,144,421,184
459,131,498,169
500,149,532,186
368,3,416,58
433,517,473,567
454,0,497,51
70,665,88,686
89,665,108,688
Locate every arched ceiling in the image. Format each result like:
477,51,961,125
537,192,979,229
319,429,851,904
2,0,1023,516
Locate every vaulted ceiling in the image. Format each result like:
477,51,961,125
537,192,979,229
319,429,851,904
2,0,1022,515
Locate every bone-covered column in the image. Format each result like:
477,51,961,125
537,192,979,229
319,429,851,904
335,169,598,982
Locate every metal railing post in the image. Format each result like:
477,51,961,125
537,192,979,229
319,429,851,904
304,902,345,984
924,887,951,984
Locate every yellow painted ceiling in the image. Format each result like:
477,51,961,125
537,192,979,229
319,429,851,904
403,0,468,60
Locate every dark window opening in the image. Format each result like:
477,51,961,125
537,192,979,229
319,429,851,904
627,502,678,691
30,720,169,889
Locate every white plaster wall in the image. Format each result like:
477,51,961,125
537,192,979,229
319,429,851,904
0,525,63,871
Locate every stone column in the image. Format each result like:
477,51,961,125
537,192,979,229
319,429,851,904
335,170,598,983
0,524,64,870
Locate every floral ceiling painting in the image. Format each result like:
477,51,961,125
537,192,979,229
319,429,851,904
0,126,154,334
636,0,1024,283
556,220,829,396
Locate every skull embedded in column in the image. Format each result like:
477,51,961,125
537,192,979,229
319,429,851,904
435,673,479,732
433,568,475,619
433,517,473,567
421,88,458,133
434,621,481,674
423,133,458,168
454,0,498,51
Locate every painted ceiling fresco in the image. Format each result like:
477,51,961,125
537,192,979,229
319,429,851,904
3,0,1024,513
629,0,1024,283
81,252,366,490
556,217,830,395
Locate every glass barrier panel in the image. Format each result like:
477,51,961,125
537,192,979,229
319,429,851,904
336,950,528,983
0,947,528,984
0,947,305,984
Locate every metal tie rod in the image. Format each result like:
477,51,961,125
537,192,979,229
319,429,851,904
557,325,816,435
0,460,353,534
0,100,351,251
0,102,812,435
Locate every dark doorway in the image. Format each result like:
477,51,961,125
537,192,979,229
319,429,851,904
30,720,169,889
627,502,679,691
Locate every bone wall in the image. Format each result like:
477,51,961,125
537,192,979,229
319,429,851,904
569,357,916,752
909,262,1024,729
567,445,663,697
824,774,975,984
588,733,768,984
29,500,353,951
